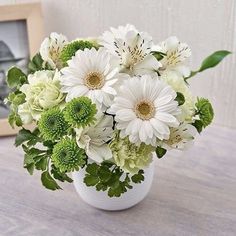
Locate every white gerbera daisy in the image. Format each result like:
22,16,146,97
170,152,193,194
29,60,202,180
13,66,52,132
100,24,161,76
109,75,180,146
161,123,197,150
40,32,68,69
60,47,120,110
75,113,113,163
154,36,191,77
160,70,195,122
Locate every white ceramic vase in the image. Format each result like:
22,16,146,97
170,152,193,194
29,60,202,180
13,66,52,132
72,163,154,211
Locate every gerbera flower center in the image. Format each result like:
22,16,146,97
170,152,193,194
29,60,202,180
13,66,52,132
135,100,155,120
85,72,104,89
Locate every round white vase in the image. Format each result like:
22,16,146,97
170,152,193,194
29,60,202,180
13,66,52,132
72,163,155,211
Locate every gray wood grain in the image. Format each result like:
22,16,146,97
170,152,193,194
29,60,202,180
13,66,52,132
0,125,236,236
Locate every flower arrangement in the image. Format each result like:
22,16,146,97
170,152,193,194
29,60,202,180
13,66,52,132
5,25,230,197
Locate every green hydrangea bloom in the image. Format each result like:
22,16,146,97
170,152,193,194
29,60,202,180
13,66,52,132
63,97,97,128
60,40,97,65
195,98,214,127
110,133,155,174
38,108,69,141
52,137,86,172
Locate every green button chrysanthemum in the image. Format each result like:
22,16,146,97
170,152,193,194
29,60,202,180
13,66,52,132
38,108,69,141
52,137,86,172
196,98,214,127
60,40,97,66
63,97,97,128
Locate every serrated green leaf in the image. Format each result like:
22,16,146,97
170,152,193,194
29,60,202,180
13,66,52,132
41,171,62,190
28,53,52,73
96,183,108,191
84,175,99,186
156,146,167,158
175,92,185,106
131,170,145,183
15,128,36,147
85,163,99,176
7,67,26,88
12,93,25,105
98,165,111,182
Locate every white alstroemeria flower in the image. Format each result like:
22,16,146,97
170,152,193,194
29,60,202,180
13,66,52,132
40,32,68,69
161,123,197,150
160,70,195,122
109,75,180,146
75,113,113,163
60,47,121,110
100,24,161,76
154,36,191,77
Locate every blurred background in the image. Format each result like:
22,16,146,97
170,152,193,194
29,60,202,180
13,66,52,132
0,0,235,129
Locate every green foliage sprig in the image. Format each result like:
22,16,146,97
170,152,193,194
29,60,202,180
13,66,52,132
84,162,145,197
15,128,73,190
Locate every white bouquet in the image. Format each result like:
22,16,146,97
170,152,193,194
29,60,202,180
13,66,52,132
6,25,230,197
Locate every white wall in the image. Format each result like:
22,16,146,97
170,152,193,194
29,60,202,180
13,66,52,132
1,0,236,128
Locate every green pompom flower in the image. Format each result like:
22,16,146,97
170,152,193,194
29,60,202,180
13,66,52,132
38,108,69,141
195,98,214,127
52,137,86,172
64,97,97,128
60,40,97,65
110,132,155,174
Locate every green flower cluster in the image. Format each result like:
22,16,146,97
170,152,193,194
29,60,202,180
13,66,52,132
38,108,69,141
52,137,86,172
193,97,214,133
60,40,97,65
110,133,155,174
64,97,97,128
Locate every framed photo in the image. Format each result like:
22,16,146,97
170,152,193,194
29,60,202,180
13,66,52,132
0,3,44,136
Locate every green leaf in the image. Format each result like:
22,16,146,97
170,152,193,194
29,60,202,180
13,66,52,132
12,93,25,105
131,170,144,183
192,120,204,133
84,175,99,186
41,171,62,190
85,163,99,176
35,157,48,171
175,92,185,106
7,67,26,88
28,53,52,73
185,50,231,80
51,165,73,183
199,50,231,72
156,146,167,158
98,165,111,182
15,128,37,147
8,111,22,128
151,51,166,61
25,163,34,175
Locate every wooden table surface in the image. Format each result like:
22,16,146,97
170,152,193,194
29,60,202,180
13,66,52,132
0,125,236,236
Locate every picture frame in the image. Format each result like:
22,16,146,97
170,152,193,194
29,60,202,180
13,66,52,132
0,3,44,136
